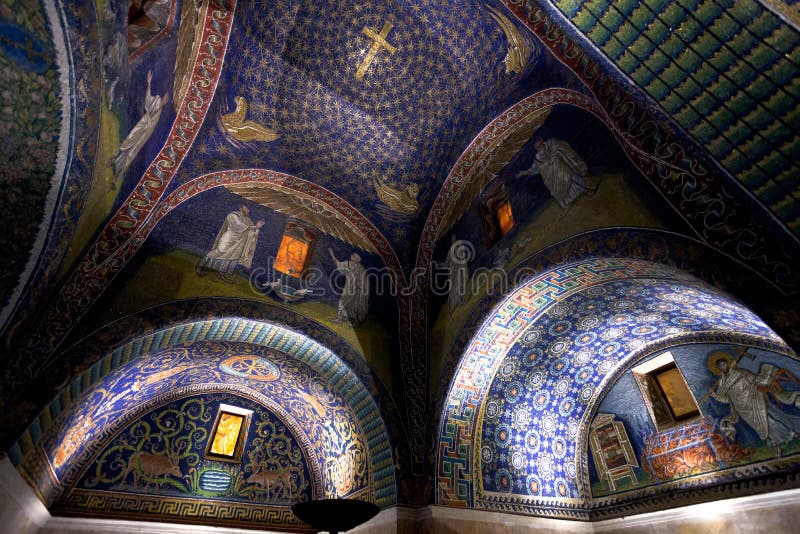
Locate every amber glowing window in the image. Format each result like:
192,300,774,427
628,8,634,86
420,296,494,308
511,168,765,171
480,181,513,247
205,404,252,462
496,199,514,236
274,224,314,278
633,352,701,432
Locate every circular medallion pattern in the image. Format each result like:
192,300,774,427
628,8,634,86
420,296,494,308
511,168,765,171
524,347,544,365
553,437,567,458
495,469,513,492
220,355,280,381
550,357,569,375
528,371,545,388
559,397,575,415
514,407,529,426
525,429,540,452
521,328,541,346
554,378,570,395
495,424,512,447
500,361,517,377
526,474,541,495
548,339,570,355
532,390,550,410
504,381,522,402
511,450,526,470
575,367,592,383
549,320,572,336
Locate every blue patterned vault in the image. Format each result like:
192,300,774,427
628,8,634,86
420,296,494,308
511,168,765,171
1,0,799,530
437,257,793,518
14,318,397,530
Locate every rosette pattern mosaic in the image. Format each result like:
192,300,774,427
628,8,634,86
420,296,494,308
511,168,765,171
479,278,777,498
437,257,791,518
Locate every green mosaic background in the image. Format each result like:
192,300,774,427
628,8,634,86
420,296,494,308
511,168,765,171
554,0,800,234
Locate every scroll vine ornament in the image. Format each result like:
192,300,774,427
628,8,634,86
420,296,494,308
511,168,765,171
241,418,310,503
325,410,368,497
84,398,208,493
81,396,314,504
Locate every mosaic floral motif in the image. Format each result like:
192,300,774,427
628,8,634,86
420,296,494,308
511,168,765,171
44,340,370,501
437,256,790,517
0,1,60,309
79,393,312,505
479,278,776,499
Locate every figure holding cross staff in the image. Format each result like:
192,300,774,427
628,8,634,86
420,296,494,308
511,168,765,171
703,348,800,454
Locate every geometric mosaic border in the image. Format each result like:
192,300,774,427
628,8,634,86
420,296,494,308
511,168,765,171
436,257,788,516
12,318,397,507
57,489,313,532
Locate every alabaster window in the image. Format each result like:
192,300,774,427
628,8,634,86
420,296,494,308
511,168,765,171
480,182,514,246
633,352,701,432
274,223,314,278
205,404,253,463
496,199,514,236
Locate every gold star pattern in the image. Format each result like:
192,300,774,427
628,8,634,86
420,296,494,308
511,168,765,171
178,0,546,259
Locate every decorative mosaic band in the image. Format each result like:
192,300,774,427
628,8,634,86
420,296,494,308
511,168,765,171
16,2,236,378
12,318,397,507
436,257,786,513
59,489,311,532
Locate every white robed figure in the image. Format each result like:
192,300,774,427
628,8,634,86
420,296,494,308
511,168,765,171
446,235,471,310
708,352,800,448
110,70,169,177
329,248,369,325
516,138,594,210
197,205,264,280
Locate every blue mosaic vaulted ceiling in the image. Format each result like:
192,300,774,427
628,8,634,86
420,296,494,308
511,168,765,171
177,0,556,255
437,257,793,517
3,0,800,527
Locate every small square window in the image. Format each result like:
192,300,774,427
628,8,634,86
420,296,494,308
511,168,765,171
496,199,514,236
274,223,314,278
633,352,701,432
205,404,252,463
479,181,514,247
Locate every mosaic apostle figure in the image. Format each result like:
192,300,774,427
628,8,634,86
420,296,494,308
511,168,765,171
516,137,595,210
109,69,169,177
446,235,471,310
707,351,800,450
328,249,369,325
196,205,264,281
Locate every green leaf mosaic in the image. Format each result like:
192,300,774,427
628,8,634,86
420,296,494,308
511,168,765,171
552,0,800,235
